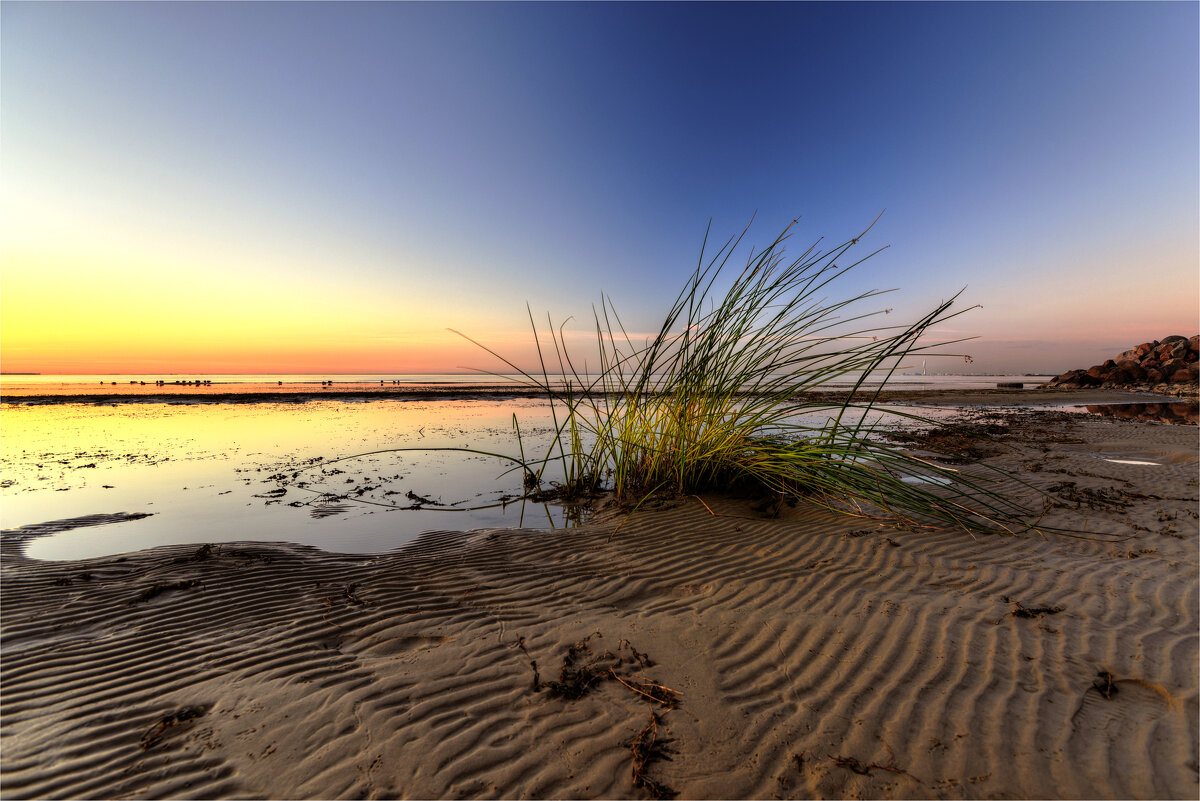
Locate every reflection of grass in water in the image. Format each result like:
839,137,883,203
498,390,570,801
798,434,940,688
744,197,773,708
277,446,589,532
458,217,1039,536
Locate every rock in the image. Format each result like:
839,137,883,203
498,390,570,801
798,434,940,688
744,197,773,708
1048,369,1098,388
1046,334,1198,389
1153,338,1193,362
1116,360,1147,380
1161,358,1187,378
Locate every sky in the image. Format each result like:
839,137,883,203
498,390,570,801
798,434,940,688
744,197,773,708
2,1,1197,375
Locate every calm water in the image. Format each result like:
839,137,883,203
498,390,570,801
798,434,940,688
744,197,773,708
2,398,575,560
1,388,973,561
6,388,1192,561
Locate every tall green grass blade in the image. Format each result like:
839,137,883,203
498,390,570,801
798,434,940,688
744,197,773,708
456,218,1042,536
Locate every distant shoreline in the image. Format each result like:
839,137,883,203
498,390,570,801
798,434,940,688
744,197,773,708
1,385,1188,407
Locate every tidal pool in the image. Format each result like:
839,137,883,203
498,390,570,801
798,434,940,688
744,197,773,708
1072,401,1198,425
2,397,952,561
1,398,581,560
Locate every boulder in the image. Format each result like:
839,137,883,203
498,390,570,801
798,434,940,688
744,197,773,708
1161,358,1187,378
1169,366,1193,383
1168,340,1189,361
1044,334,1198,388
1116,359,1147,380
1048,369,1097,387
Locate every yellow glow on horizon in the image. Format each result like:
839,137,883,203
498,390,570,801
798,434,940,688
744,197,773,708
1,184,566,374
7,180,1194,376
0,243,460,375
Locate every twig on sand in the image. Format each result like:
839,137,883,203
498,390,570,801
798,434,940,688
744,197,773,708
629,712,678,799
829,754,920,783
609,669,682,707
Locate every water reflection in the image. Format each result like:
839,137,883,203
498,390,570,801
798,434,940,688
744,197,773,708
1078,402,1198,426
1,399,581,560
0,396,1036,561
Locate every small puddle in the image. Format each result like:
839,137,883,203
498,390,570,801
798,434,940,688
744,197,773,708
1096,457,1162,466
900,475,955,487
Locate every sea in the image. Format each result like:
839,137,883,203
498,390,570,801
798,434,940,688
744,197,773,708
0,371,1054,396
2,372,1058,561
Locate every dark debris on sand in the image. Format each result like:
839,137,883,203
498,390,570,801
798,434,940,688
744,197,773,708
522,633,681,798
126,579,202,606
1002,595,1063,619
139,706,207,751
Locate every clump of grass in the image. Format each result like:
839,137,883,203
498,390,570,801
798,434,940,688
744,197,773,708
457,216,1037,535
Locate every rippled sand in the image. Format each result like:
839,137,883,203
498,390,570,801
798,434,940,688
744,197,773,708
2,403,1197,799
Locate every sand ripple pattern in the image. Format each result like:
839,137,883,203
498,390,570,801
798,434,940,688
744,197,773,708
2,413,1197,799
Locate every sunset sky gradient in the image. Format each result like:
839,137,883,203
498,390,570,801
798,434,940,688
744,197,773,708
2,1,1197,375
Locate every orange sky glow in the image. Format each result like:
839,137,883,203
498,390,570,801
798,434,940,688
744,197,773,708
2,3,1196,376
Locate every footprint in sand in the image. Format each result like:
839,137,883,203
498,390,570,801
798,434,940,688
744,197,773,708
1069,671,1173,745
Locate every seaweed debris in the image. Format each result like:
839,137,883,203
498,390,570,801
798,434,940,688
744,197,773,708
139,706,207,750
1002,595,1063,619
526,633,681,798
1047,481,1133,511
628,712,678,799
127,579,202,606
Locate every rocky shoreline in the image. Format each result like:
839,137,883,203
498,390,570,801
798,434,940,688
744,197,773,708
1043,334,1199,394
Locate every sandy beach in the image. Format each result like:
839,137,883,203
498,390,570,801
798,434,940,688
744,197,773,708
5,2,1197,798
2,393,1197,799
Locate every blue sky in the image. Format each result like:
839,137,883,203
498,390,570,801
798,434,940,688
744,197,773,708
2,1,1197,373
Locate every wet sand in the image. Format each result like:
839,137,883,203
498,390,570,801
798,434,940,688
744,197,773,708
1,394,1197,799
